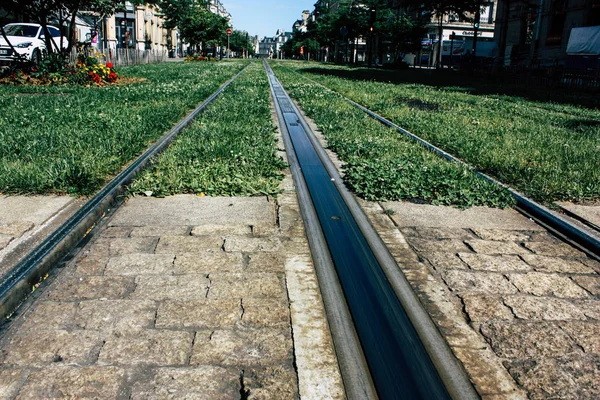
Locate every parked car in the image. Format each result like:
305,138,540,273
0,23,68,65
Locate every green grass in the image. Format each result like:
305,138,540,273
278,61,600,204
270,62,515,208
128,62,286,197
0,60,247,196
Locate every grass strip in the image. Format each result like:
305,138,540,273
0,60,247,196
128,62,286,197
271,63,514,208
279,61,600,204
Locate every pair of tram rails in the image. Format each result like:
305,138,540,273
1,61,598,400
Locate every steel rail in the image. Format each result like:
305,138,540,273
265,61,479,400
284,67,600,261
0,64,250,320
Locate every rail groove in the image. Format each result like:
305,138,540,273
0,64,250,320
266,61,479,400
283,66,600,262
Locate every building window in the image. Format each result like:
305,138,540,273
546,0,566,45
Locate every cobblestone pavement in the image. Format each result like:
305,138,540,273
362,201,600,400
0,190,343,399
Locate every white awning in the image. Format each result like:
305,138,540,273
567,26,600,55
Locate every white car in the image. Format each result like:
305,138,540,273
0,23,68,64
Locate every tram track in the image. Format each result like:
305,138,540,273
0,64,250,320
275,64,600,262
266,61,479,399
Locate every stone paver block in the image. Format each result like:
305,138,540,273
296,363,344,400
100,226,132,238
174,252,244,274
131,366,240,400
452,347,525,396
75,300,157,331
104,253,175,276
17,366,124,399
520,255,595,274
207,273,286,300
471,229,532,242
443,271,518,294
130,225,189,237
0,221,34,237
74,254,109,276
0,369,26,399
156,300,240,329
460,294,514,322
480,321,578,359
132,275,209,301
19,301,77,331
223,236,282,252
572,275,600,295
507,272,589,298
99,330,194,366
242,298,290,327
2,330,102,367
506,355,600,399
578,299,600,320
458,253,531,272
0,235,13,250
191,224,252,236
424,252,468,270
108,237,158,256
155,236,223,254
408,238,470,254
190,329,292,366
465,240,530,256
503,296,587,321
49,276,135,300
245,365,299,400
560,322,600,354
581,258,600,274
522,241,586,258
411,226,475,239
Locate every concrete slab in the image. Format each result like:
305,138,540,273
0,196,74,225
556,202,600,228
110,195,276,227
383,202,544,230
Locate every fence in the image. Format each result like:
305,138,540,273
70,47,169,67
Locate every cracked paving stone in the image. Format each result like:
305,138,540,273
458,253,531,272
244,365,299,400
99,330,194,366
155,300,240,329
132,275,209,301
503,296,587,321
16,366,124,399
19,301,77,331
577,299,600,320
443,271,518,294
100,226,132,238
130,225,189,237
107,237,159,256
0,221,34,237
560,322,600,354
2,330,102,367
572,275,600,295
480,321,579,359
507,272,589,298
581,258,600,274
247,253,287,273
75,300,157,331
190,329,293,366
465,240,531,256
410,227,475,240
206,273,286,300
0,369,26,399
522,241,587,258
49,276,135,300
241,298,290,327
104,254,175,276
155,236,224,254
73,254,110,276
223,237,282,252
174,252,244,274
191,224,252,236
471,229,533,242
0,235,14,250
424,252,468,270
520,255,595,274
506,355,600,399
408,238,470,253
130,366,240,400
460,294,514,323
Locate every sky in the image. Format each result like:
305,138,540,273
225,0,316,38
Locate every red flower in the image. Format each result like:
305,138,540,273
106,62,113,68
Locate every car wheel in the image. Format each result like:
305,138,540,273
31,49,41,66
